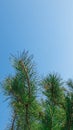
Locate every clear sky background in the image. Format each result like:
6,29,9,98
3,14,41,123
0,0,73,129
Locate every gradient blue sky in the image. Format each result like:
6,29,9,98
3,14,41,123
0,0,73,129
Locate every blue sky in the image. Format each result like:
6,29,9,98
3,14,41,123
0,0,73,129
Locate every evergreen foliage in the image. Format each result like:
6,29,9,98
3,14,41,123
1,51,73,130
